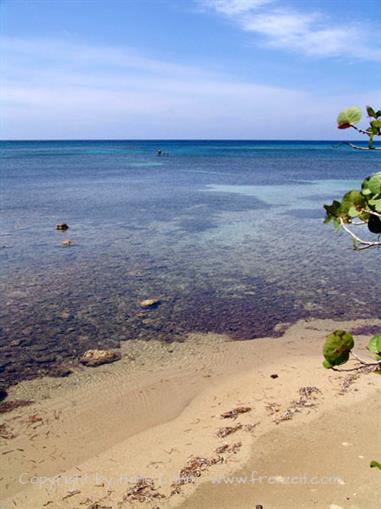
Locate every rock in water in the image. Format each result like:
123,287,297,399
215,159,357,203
80,349,121,367
56,223,69,231
62,239,72,247
139,299,161,309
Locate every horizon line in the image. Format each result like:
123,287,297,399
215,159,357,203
0,138,373,143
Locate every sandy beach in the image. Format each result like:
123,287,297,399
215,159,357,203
1,318,380,509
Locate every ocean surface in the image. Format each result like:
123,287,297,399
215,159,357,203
1,140,380,389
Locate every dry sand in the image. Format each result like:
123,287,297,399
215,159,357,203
0,318,380,509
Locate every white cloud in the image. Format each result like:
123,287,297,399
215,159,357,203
202,0,381,61
0,37,379,139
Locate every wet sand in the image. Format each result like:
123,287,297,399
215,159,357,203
0,318,380,509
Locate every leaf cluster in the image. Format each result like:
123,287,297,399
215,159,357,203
323,173,381,232
337,105,381,149
324,105,381,237
322,330,381,369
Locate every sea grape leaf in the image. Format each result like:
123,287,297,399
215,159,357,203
366,105,376,118
367,334,381,355
368,197,381,213
323,330,354,367
362,173,381,196
323,200,342,224
340,190,366,214
337,106,362,128
333,218,341,230
348,206,360,218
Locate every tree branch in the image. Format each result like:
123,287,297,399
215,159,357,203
339,218,381,249
329,353,381,372
350,124,371,136
346,142,381,151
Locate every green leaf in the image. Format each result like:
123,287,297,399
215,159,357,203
333,218,341,230
366,105,377,118
368,197,381,213
337,106,362,127
367,334,381,355
348,206,360,218
340,190,366,214
362,173,381,196
323,330,354,367
370,460,381,470
323,200,342,224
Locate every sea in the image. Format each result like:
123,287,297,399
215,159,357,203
1,140,380,389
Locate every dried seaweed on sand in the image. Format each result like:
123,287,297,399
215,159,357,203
215,441,242,455
171,455,223,494
216,423,242,438
123,477,164,503
220,406,251,419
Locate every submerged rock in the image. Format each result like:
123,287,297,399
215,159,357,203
139,299,161,309
79,349,121,367
62,240,72,247
56,223,69,231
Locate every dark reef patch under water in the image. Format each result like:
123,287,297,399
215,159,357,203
1,140,380,390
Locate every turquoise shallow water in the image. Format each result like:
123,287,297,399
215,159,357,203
1,140,380,388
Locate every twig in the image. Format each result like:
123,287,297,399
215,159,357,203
339,218,381,249
351,352,381,366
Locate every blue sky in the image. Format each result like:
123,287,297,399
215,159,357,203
1,0,380,139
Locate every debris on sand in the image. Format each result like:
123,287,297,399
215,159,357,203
274,386,322,424
265,401,281,416
216,423,242,438
215,441,242,455
171,455,223,493
0,423,16,440
0,399,33,414
221,406,251,419
291,386,321,409
298,386,321,400
62,489,81,500
339,373,361,394
86,502,112,509
79,349,121,367
275,407,299,423
243,422,258,432
123,478,164,503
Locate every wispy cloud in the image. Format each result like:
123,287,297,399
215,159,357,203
201,0,381,61
0,36,379,139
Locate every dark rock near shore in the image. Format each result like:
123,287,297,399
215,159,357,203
0,388,8,402
50,366,73,378
0,399,33,414
79,349,121,367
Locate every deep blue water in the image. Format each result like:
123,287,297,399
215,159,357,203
1,140,380,388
